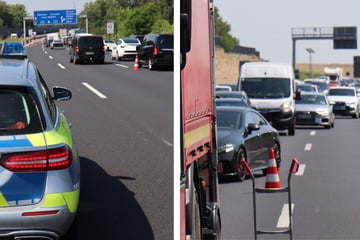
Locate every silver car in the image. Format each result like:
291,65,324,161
295,92,335,129
0,45,80,239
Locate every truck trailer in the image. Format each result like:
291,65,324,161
180,0,221,239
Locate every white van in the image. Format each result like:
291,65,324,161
239,62,299,135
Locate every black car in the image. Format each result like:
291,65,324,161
69,34,105,64
136,33,173,70
216,106,281,181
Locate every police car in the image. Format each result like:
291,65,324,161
0,42,80,239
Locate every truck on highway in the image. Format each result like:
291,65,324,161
324,66,343,81
180,0,221,239
239,62,300,136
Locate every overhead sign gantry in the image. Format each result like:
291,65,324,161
291,26,357,70
34,9,77,25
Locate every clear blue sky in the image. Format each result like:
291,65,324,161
5,0,94,15
214,0,360,64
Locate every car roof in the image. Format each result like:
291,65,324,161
329,86,355,90
216,105,251,112
299,91,326,96
0,58,34,87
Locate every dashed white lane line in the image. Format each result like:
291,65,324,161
277,203,295,228
310,130,316,136
82,82,107,99
49,56,53,60
162,138,173,147
57,63,66,69
304,143,312,151
295,164,306,176
115,64,129,68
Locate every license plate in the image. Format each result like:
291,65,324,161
85,52,94,55
298,114,311,119
334,105,345,110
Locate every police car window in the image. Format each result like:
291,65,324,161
0,88,42,134
36,71,57,124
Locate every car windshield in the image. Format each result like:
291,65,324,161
157,35,173,49
123,38,140,44
306,81,329,92
216,110,242,129
0,88,42,134
296,95,327,105
241,78,290,98
79,37,103,47
328,88,355,96
297,84,316,92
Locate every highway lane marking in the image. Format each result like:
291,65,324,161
162,138,173,147
295,164,306,176
304,143,312,151
310,130,316,136
82,82,107,99
49,56,53,60
57,64,66,69
277,203,295,228
115,64,129,68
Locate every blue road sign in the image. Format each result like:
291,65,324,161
34,9,77,25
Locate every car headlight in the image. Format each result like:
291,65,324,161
280,102,291,113
316,109,329,116
218,144,235,153
346,101,356,107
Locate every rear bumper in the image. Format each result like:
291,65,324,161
0,205,76,239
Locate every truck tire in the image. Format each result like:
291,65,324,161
190,182,201,240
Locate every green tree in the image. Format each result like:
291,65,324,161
0,1,10,28
214,6,239,52
8,4,26,28
123,2,160,36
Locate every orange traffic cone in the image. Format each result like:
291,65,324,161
133,54,139,71
265,147,281,189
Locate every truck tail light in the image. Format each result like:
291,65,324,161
75,46,80,53
153,47,158,55
1,146,72,172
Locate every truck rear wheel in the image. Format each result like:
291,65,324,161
190,183,201,240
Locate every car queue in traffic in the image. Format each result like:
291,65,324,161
215,71,360,183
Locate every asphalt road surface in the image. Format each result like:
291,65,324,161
219,117,360,240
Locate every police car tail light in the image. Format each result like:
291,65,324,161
1,146,72,172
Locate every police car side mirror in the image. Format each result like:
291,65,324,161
53,87,72,101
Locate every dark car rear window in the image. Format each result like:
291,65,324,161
0,88,43,134
123,38,140,44
156,35,173,49
78,37,104,47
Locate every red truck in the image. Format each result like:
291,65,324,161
180,0,221,239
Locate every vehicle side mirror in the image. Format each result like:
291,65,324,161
246,123,260,134
53,87,72,101
295,90,301,100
